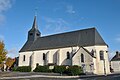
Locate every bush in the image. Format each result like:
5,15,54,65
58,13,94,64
13,66,31,72
53,65,66,74
33,65,52,72
65,66,83,76
12,67,18,71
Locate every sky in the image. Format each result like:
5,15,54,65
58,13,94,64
0,0,120,59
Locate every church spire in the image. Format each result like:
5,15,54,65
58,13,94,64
28,16,41,41
32,16,38,29
32,7,38,29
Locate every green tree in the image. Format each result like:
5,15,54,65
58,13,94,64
0,40,7,64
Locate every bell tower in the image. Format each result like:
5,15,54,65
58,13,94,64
28,16,41,41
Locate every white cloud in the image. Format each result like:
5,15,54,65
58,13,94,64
0,34,4,40
43,17,70,35
109,51,115,60
7,48,18,58
0,0,14,24
0,0,13,13
66,5,75,14
116,37,120,42
115,35,120,43
0,14,5,25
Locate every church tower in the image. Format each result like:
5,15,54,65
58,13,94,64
28,16,41,41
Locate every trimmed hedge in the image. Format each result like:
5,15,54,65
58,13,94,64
33,65,52,72
65,66,83,76
53,66,66,74
12,65,84,76
13,66,31,72
12,67,18,71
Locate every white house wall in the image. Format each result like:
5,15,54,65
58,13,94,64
72,47,94,73
85,45,110,75
18,51,33,66
111,61,120,73
18,45,110,75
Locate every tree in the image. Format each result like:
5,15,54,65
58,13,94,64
0,40,7,64
5,57,15,68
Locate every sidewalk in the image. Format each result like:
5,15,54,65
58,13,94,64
0,75,80,79
0,72,80,80
1,72,120,80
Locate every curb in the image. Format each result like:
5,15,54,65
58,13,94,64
0,75,80,79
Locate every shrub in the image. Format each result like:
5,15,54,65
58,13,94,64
12,67,18,71
53,65,66,74
65,66,83,76
13,66,31,72
33,65,52,72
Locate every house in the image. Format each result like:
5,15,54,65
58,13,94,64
111,51,120,73
18,16,110,75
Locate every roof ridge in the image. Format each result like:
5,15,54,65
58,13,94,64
41,27,95,38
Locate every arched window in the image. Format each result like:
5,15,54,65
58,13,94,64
43,53,45,60
81,53,84,63
100,51,104,60
91,49,94,56
36,63,39,67
36,33,40,36
23,55,25,61
67,51,70,59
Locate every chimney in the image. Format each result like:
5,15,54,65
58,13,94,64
116,51,120,57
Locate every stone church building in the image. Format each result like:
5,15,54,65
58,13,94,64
18,16,110,75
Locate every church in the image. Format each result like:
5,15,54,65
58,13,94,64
18,16,110,75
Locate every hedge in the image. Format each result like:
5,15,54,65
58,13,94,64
13,66,31,72
53,65,66,74
12,65,84,76
33,65,52,72
65,66,83,76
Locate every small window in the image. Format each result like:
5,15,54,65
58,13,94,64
81,53,84,63
43,53,45,60
36,63,39,67
36,33,40,36
67,52,70,59
23,55,25,61
30,33,33,35
100,51,104,60
91,49,94,56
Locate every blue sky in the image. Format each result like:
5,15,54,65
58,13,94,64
0,0,120,58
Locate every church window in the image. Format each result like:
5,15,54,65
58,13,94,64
43,53,45,60
67,51,70,59
91,49,94,56
81,53,84,63
100,51,104,60
30,33,33,35
36,33,40,36
36,63,39,67
23,55,25,61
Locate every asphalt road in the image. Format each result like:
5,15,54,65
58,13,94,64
1,72,120,80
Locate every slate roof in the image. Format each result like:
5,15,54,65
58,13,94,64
19,27,107,52
82,47,96,58
72,47,96,58
111,52,120,61
111,55,120,61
